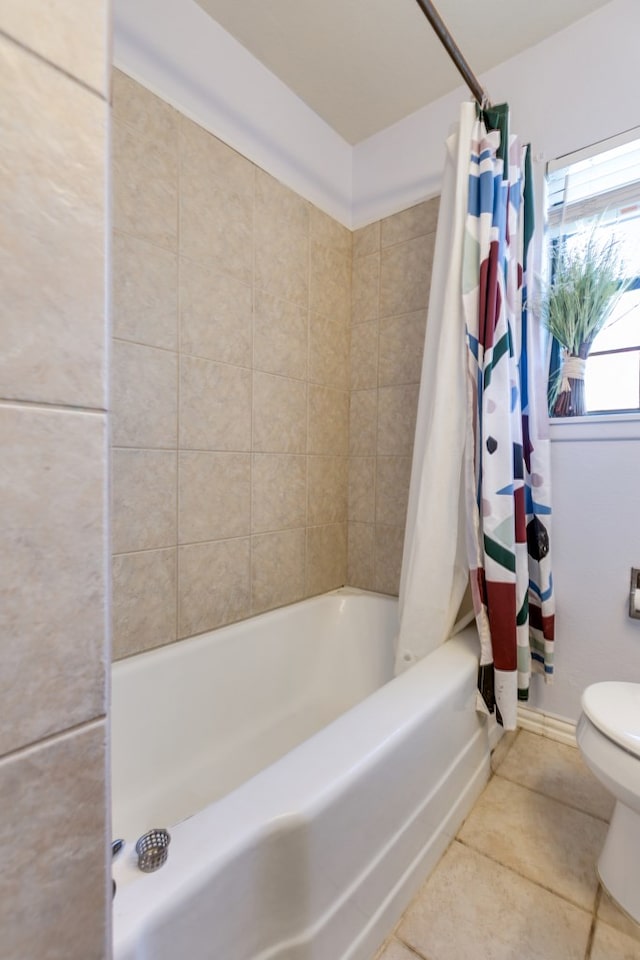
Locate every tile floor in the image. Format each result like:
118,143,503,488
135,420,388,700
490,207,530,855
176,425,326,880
375,729,640,960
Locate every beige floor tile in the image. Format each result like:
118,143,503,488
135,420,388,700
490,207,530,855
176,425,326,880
490,729,520,773
458,775,606,910
599,888,640,943
376,939,422,960
496,730,614,821
591,921,640,960
397,841,591,960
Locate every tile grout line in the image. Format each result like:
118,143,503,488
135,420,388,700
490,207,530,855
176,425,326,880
394,932,430,960
493,769,612,823
584,885,602,959
305,198,312,598
249,164,257,616
175,114,182,644
454,834,598,917
0,715,106,766
444,729,607,927
0,398,107,415
372,228,382,591
114,334,335,386
1,28,108,102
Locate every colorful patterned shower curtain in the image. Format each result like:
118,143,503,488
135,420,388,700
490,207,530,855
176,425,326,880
463,105,555,729
397,101,554,731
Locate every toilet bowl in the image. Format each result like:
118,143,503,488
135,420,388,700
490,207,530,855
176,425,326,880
576,681,640,922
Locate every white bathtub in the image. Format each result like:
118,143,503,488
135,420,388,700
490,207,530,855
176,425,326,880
112,588,491,960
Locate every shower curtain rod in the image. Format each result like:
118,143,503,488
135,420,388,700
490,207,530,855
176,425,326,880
413,0,491,108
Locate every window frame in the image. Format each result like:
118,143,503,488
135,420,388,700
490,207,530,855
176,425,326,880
545,128,640,418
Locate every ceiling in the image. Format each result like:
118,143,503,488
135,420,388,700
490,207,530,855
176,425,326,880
195,0,612,144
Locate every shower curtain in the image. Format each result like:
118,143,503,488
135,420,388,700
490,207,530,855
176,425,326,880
397,101,555,730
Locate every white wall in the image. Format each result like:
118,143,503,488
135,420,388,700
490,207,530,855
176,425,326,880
353,0,640,226
114,0,640,723
530,419,640,723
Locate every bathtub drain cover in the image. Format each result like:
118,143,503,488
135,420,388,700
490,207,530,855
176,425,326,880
135,828,171,872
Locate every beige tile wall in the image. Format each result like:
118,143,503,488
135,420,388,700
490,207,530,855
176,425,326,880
348,199,439,595
111,70,351,659
0,7,110,957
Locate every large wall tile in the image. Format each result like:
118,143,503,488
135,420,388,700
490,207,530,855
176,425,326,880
310,241,351,326
2,0,109,94
310,205,351,253
113,68,178,142
111,339,178,448
352,253,380,325
179,116,253,283
252,454,307,533
112,118,178,251
255,215,309,308
309,312,350,390
348,522,375,590
0,723,107,960
180,258,252,367
112,233,178,350
179,451,251,542
180,113,254,200
349,389,377,456
180,174,253,283
306,523,347,596
256,168,309,234
112,549,177,659
308,384,349,455
377,383,419,456
374,524,405,596
381,197,440,247
251,528,306,614
379,234,435,318
112,448,177,554
253,372,307,453
376,457,412,526
347,199,439,597
110,73,415,651
180,356,251,451
0,38,106,408
352,222,380,259
349,458,376,523
379,311,427,386
0,406,106,755
350,320,378,390
254,291,308,380
308,457,348,524
178,539,251,637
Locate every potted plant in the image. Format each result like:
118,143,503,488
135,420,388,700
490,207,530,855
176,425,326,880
542,229,628,416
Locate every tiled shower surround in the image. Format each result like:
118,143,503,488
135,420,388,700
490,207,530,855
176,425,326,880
348,203,438,594
1,6,110,955
111,69,438,660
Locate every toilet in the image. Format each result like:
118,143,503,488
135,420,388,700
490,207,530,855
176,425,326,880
576,681,640,922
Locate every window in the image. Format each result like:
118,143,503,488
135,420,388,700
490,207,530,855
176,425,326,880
546,130,640,414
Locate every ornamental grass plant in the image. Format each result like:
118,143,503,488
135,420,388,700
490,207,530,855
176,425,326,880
542,227,628,415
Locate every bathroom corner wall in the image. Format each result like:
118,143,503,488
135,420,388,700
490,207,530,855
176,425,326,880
111,71,351,659
348,199,439,595
0,6,110,958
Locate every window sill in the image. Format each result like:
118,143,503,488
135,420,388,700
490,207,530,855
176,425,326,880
549,412,640,442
